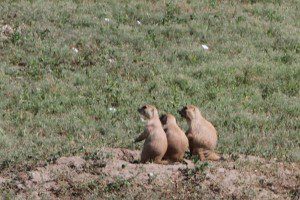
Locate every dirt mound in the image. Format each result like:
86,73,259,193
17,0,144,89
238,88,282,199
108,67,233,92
0,148,299,199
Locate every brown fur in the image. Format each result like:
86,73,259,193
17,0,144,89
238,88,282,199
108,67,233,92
160,114,189,162
179,105,221,161
134,105,168,164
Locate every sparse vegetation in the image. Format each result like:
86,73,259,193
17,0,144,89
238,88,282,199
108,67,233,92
0,0,299,198
1,148,297,199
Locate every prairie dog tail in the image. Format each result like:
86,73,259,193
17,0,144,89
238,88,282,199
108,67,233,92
205,151,224,161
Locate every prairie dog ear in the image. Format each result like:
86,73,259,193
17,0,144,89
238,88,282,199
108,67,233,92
151,107,155,114
186,107,195,119
147,107,153,118
152,106,159,117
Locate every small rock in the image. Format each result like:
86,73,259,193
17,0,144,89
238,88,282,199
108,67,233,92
104,18,110,22
218,168,225,173
2,24,13,36
56,156,86,170
29,171,51,183
30,172,41,183
17,183,25,190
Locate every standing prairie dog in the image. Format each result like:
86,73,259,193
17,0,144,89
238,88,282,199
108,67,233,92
134,105,168,164
178,105,222,161
160,114,189,162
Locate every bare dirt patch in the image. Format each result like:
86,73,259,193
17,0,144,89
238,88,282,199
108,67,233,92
0,148,299,199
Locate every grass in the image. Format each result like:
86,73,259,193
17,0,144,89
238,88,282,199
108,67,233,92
0,0,299,170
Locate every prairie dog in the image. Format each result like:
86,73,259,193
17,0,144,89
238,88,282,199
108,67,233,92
134,105,168,164
160,114,189,162
178,105,221,161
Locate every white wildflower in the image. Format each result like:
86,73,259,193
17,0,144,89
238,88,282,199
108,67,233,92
72,47,79,53
201,44,209,50
109,107,117,113
108,58,114,64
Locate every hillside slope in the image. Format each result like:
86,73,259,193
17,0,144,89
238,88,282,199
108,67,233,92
0,0,299,176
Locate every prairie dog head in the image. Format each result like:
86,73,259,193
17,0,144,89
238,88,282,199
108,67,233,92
160,114,177,126
178,105,201,121
138,105,159,120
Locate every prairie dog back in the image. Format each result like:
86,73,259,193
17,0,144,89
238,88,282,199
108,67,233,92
179,105,221,161
160,114,188,162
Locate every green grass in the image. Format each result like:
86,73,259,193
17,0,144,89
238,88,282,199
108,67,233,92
0,0,299,168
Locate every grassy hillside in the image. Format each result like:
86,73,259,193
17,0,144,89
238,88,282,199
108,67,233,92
0,0,299,169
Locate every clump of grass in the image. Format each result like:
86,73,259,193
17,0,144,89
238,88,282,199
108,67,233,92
105,177,132,192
